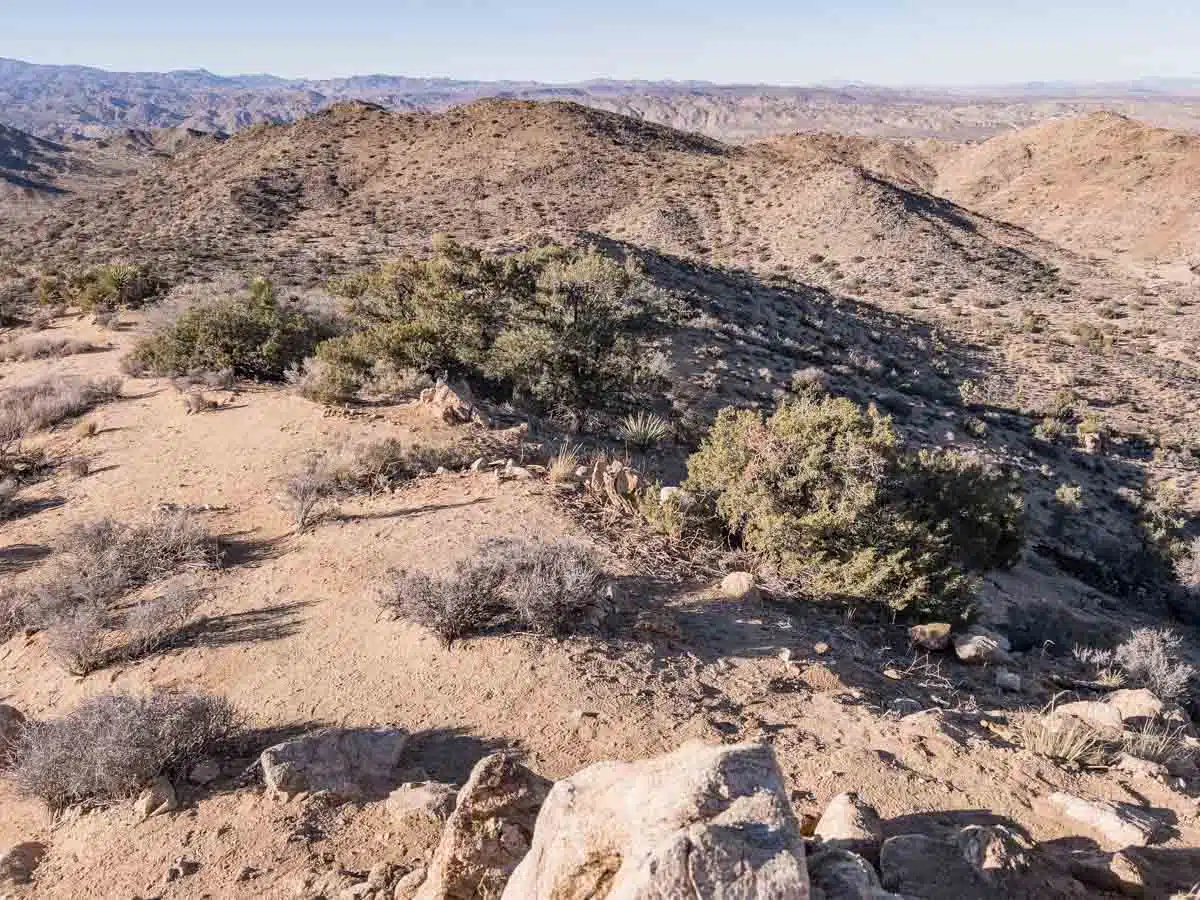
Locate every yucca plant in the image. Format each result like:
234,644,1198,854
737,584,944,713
1122,721,1188,764
618,411,671,452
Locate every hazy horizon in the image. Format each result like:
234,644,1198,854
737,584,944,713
4,1,1199,86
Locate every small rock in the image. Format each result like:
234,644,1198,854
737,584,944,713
807,848,897,898
720,571,759,601
134,776,178,821
260,727,409,802
909,623,953,651
393,867,426,899
0,842,47,886
1107,689,1165,726
953,626,1011,665
994,669,1022,692
367,862,395,890
778,648,795,664
880,833,986,898
1114,753,1168,779
188,758,222,785
502,461,535,480
813,641,831,655
956,824,1030,883
0,704,25,763
1046,792,1167,849
340,882,375,899
470,457,484,472
235,866,259,882
164,856,200,882
814,792,884,863
1053,700,1125,733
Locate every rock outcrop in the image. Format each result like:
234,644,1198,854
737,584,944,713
415,753,552,900
501,741,808,899
260,727,409,802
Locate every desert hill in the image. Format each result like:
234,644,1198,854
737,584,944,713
2,99,1061,310
934,112,1200,264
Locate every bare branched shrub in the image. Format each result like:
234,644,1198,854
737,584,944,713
489,539,605,635
1113,629,1195,701
0,477,20,520
47,604,112,675
4,691,240,811
380,558,508,647
26,511,219,633
0,337,101,362
0,375,122,439
379,539,607,643
123,583,202,658
281,455,338,532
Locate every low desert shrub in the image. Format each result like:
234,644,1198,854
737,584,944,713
4,691,239,811
381,557,509,647
0,376,123,440
128,278,333,381
62,263,166,313
0,337,101,362
281,455,339,531
379,539,606,644
683,394,1024,618
23,510,220,635
1113,628,1195,701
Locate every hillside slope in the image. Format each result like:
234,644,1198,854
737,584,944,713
2,100,1060,308
935,112,1200,263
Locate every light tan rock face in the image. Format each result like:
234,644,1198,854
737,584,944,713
501,741,809,900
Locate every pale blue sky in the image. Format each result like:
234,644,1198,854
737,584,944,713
2,1,1197,84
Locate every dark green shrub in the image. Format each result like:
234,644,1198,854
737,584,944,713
318,238,670,413
43,263,168,312
128,279,332,380
683,394,1023,618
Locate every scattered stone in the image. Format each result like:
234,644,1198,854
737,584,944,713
470,457,485,473
0,842,46,886
779,648,795,664
416,753,552,900
0,704,24,763
813,642,830,655
814,792,884,863
340,882,375,899
188,758,222,785
394,867,426,899
502,741,808,900
880,834,986,899
260,727,409,802
658,485,695,508
1107,689,1165,726
1068,851,1146,897
164,856,200,882
953,626,1011,665
1052,701,1124,734
956,825,1030,883
368,862,396,890
1114,753,1168,779
387,782,458,850
1046,793,1167,849
807,848,900,899
721,571,759,601
909,623,953,651
420,381,487,427
502,460,535,480
994,670,1022,692
134,776,179,821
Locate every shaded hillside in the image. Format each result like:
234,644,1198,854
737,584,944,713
3,100,1062,309
935,112,1200,263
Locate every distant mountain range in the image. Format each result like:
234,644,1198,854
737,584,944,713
4,57,1200,143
